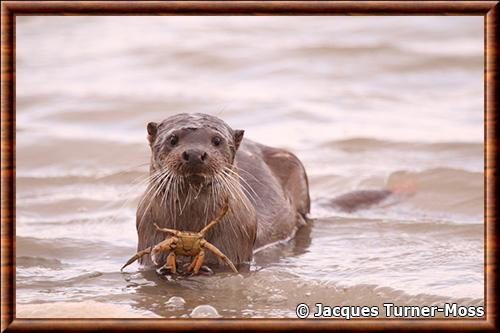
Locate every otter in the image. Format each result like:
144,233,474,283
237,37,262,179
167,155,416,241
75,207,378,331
136,113,310,269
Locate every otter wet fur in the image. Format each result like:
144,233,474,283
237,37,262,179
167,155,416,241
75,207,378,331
121,199,238,275
135,113,311,271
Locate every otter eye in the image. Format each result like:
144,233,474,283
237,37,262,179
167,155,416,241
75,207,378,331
169,135,178,146
212,136,222,146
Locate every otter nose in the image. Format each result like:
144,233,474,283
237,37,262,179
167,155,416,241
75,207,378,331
182,149,208,165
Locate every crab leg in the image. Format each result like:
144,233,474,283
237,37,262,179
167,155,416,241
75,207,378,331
166,252,177,273
199,199,230,237
201,240,238,273
153,223,181,236
187,250,206,274
186,253,199,273
121,246,152,271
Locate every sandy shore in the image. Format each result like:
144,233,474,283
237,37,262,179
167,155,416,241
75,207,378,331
17,300,160,318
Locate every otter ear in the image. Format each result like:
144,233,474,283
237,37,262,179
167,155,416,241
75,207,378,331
233,129,245,150
147,122,158,144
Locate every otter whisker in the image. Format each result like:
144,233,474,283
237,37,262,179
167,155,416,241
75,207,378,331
222,175,252,229
217,173,253,241
177,176,184,215
231,164,267,188
136,168,169,212
210,175,239,240
159,170,177,223
160,170,176,209
222,173,257,207
95,162,150,181
194,180,204,200
127,167,168,203
220,169,256,209
164,170,178,224
218,171,253,217
180,178,193,216
211,176,217,213
139,180,164,222
160,162,176,217
174,175,183,221
225,167,256,195
104,167,167,226
224,166,259,201
139,168,169,199
138,168,172,226
171,175,179,218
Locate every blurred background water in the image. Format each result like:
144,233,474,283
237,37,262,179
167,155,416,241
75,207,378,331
16,16,484,318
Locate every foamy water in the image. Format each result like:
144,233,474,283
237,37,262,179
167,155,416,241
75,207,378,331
16,16,484,318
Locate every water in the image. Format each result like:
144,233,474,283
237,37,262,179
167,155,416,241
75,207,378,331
16,16,484,318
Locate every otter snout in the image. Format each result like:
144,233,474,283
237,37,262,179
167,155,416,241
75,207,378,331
182,149,208,167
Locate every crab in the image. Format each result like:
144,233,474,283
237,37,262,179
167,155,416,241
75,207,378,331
121,201,238,275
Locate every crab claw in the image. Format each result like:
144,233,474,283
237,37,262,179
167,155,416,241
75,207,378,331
120,247,152,272
151,246,160,265
149,237,178,267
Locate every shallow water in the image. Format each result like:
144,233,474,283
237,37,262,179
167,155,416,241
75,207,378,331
16,16,484,318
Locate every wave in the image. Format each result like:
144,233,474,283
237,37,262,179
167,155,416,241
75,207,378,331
289,42,401,57
16,236,134,260
321,137,482,153
17,168,147,183
17,256,65,270
312,216,483,235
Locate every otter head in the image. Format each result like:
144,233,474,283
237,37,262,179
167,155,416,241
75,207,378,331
146,113,244,185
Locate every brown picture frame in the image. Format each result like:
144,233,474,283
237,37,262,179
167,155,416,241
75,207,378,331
1,1,498,331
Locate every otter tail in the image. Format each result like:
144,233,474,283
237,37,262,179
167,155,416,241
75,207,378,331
330,178,417,213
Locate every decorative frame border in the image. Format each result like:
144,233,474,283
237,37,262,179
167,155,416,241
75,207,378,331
1,1,497,331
